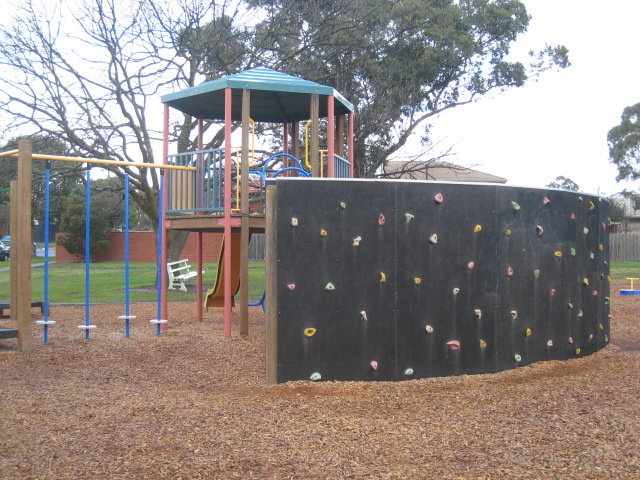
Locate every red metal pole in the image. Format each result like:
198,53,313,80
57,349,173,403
348,112,354,178
224,88,233,337
197,116,203,322
327,96,335,178
161,103,169,329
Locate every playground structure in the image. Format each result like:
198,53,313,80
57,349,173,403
1,67,611,387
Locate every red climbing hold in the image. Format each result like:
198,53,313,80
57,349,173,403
507,266,514,277
447,340,461,351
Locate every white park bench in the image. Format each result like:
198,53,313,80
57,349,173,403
167,259,201,292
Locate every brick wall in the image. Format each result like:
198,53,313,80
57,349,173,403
55,231,223,263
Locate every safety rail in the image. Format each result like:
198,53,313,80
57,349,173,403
166,148,227,214
334,153,351,178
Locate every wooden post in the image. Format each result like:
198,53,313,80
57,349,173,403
336,115,345,158
310,94,320,177
265,184,278,385
9,181,17,321
292,120,300,175
16,140,32,353
240,89,250,336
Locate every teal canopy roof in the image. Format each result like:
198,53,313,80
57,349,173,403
161,67,354,123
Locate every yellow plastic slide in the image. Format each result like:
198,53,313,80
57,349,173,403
204,232,243,308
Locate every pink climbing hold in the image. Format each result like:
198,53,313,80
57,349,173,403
287,284,296,291
467,261,475,270
543,197,551,205
549,289,556,296
592,290,598,296
570,213,576,220
378,214,386,226
370,361,378,371
434,193,444,204
601,222,606,231
568,337,574,344
447,340,461,351
507,266,514,277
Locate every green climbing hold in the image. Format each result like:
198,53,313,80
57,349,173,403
605,296,610,305
570,248,576,256
340,202,347,209
405,213,414,223
533,269,540,279
453,287,460,295
577,310,583,318
514,354,522,363
511,201,520,211
404,368,414,376
310,372,321,381
578,196,583,202
324,283,336,291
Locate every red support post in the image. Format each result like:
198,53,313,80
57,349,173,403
224,88,233,337
161,103,169,329
197,116,204,322
348,112,355,178
327,96,335,178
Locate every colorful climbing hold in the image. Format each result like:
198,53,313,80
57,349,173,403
370,361,378,371
447,340,461,351
353,236,362,247
599,244,604,251
378,214,386,226
304,328,317,337
474,309,482,319
429,234,438,244
405,213,414,223
479,340,487,348
590,252,595,260
404,368,414,376
583,227,589,235
547,340,553,347
578,196,583,202
549,289,556,296
414,277,422,285
339,202,347,210
536,225,544,236
320,229,328,237
533,269,541,279
570,248,576,256
287,284,296,291
589,334,594,341
511,201,520,211
434,193,444,204
425,325,434,334
575,348,581,355
511,310,518,320
589,201,595,210
568,337,574,344
360,311,368,322
324,282,336,291
379,273,386,283
310,372,321,381
474,225,482,233
525,328,532,337
554,251,563,258
601,222,606,231
605,297,610,305
291,217,299,227
583,278,589,286
505,228,512,237
507,266,514,277
605,334,609,342
570,213,576,220
543,197,551,205
592,290,598,296
577,310,583,318
467,261,475,270
514,354,522,363
453,287,460,296
599,324,604,330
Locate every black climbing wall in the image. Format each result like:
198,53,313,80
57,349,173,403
270,178,610,383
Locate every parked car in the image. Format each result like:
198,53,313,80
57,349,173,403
0,241,8,261
0,236,37,257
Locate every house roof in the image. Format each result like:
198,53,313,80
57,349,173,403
383,160,508,184
161,67,353,123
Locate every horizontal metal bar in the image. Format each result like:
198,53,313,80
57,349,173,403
3,152,196,171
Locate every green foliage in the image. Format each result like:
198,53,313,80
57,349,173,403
546,176,580,191
608,101,640,181
56,177,126,259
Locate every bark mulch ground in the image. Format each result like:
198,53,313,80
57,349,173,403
1,286,638,479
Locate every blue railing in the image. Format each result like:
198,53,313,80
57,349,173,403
166,148,227,214
334,153,351,178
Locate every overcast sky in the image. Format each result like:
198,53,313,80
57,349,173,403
418,0,639,197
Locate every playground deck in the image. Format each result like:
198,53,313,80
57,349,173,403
164,212,266,233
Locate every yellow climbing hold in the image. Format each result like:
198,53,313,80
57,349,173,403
474,224,482,233
575,348,581,355
380,272,386,283
304,328,316,337
525,328,532,337
554,251,563,258
479,339,487,348
583,278,589,286
320,229,328,237
599,324,604,330
413,277,422,285
589,201,595,210
599,244,604,251
505,228,512,237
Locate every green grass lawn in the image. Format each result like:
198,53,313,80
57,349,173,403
0,260,266,304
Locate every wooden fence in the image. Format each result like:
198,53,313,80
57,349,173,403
610,234,640,262
250,234,266,261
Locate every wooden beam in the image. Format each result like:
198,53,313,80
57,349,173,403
336,115,345,157
292,121,300,173
240,89,251,336
9,181,17,322
16,140,32,353
265,184,278,385
310,94,320,177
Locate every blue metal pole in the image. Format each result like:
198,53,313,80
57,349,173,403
124,171,131,338
84,167,91,339
43,162,51,343
155,171,164,336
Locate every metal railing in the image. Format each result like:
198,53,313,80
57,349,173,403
334,153,351,178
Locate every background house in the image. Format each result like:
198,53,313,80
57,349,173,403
382,160,507,183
